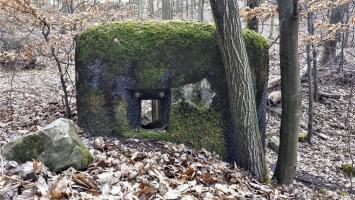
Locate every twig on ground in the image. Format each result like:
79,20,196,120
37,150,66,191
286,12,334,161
0,152,4,176
1,174,35,186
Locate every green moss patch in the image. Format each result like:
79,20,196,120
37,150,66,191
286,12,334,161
76,21,219,88
169,102,225,157
9,134,47,163
319,188,327,194
298,132,307,142
342,163,355,177
123,129,173,141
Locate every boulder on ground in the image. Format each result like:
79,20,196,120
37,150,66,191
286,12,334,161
1,118,93,172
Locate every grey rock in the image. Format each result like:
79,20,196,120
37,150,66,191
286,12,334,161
20,161,37,181
1,118,93,172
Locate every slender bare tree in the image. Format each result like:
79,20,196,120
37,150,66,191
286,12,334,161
162,0,172,19
274,0,301,184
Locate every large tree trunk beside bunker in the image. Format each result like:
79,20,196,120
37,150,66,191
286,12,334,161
210,0,268,181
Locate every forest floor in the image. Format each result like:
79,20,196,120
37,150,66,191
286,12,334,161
0,49,354,199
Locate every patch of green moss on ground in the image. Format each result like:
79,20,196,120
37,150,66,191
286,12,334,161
298,132,307,142
123,129,173,141
339,191,349,197
319,188,327,194
342,163,355,177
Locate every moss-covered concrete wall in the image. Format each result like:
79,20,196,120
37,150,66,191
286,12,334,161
75,21,269,157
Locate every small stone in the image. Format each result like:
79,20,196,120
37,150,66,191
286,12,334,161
17,130,30,134
131,152,147,162
5,161,18,170
94,137,105,150
110,185,121,195
0,122,8,128
19,161,37,181
97,171,113,184
164,190,180,199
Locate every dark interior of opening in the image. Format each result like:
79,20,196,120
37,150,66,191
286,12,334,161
141,99,164,129
126,88,171,130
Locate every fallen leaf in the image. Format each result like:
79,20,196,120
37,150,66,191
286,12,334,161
73,172,97,190
32,160,42,175
201,172,216,185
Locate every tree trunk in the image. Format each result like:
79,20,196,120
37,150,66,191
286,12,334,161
313,47,319,102
149,0,154,17
306,11,314,142
156,0,160,12
274,0,301,184
268,0,275,39
321,3,345,64
210,0,268,182
340,3,350,70
178,0,184,19
162,0,172,20
198,0,204,22
269,14,274,39
138,0,144,19
306,43,314,142
185,0,189,18
339,32,346,72
190,0,195,18
247,0,261,32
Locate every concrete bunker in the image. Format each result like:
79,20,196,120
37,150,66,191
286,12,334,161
75,21,269,158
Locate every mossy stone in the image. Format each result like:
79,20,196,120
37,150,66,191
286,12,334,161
1,133,47,163
1,118,93,172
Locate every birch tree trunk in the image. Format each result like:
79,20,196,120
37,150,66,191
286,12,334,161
210,0,268,182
